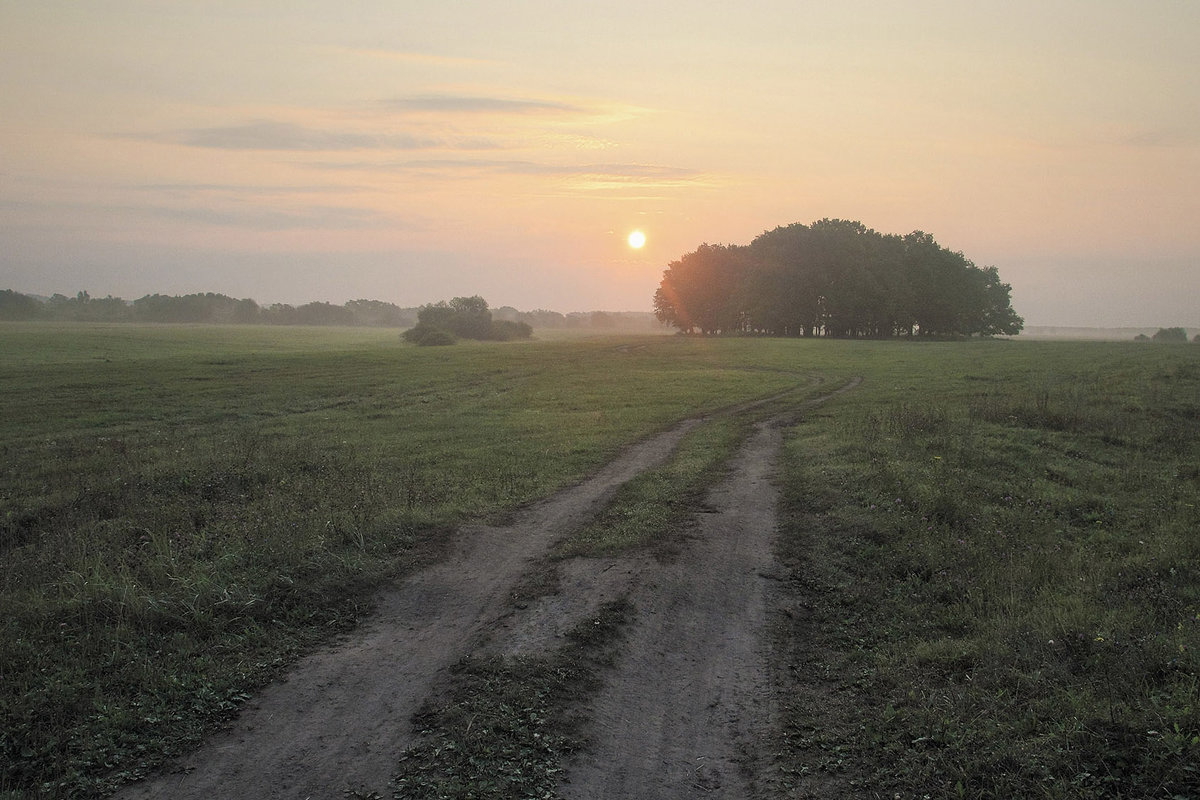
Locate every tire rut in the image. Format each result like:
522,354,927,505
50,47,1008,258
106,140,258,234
553,377,862,799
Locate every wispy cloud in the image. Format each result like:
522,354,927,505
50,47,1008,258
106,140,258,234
1120,127,1197,148
329,46,497,68
145,203,388,230
312,158,712,188
0,197,396,231
388,94,584,114
131,182,347,195
159,121,438,152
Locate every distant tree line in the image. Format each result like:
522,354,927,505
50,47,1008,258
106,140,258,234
653,219,1024,337
0,290,418,327
0,289,663,331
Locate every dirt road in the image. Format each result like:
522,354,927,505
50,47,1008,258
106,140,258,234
118,381,857,799
558,419,783,798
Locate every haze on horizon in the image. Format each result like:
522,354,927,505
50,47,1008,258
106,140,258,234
2,1,1197,327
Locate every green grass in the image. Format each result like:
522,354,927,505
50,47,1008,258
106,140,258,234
0,324,812,797
773,341,1200,798
2,325,1197,798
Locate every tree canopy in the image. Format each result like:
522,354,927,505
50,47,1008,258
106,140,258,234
1151,327,1188,342
654,219,1023,338
402,296,533,345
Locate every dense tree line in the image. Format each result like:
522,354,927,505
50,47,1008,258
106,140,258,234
0,290,418,327
653,219,1024,337
1,289,663,330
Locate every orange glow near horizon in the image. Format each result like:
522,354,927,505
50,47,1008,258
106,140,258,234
1,3,1198,323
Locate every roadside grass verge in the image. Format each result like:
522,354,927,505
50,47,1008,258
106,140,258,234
774,342,1200,798
1,325,815,797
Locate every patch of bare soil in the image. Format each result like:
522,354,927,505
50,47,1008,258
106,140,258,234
116,420,700,800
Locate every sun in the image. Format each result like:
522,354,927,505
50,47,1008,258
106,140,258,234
627,230,646,249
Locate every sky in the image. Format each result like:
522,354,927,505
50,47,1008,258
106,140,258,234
1,1,1198,326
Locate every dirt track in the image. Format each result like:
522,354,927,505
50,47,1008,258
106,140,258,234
118,381,858,799
559,418,782,798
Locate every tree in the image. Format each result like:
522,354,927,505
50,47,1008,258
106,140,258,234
654,244,748,334
1152,327,1188,342
345,299,409,327
447,295,492,339
405,296,532,344
0,290,44,320
294,301,354,326
655,220,1023,338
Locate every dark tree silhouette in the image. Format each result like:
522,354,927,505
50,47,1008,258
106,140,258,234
0,290,44,320
1152,327,1188,342
654,219,1023,338
404,296,533,345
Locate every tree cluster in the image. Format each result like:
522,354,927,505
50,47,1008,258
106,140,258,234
1148,327,1190,343
653,219,1023,337
402,296,533,346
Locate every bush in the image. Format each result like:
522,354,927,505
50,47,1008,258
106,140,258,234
1152,327,1188,342
407,297,532,343
487,320,533,341
402,324,457,346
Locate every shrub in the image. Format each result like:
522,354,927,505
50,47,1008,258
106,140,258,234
402,324,457,346
1152,327,1188,342
488,320,533,341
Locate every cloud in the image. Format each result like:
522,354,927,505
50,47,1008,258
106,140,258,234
1,196,397,232
316,158,702,178
160,121,440,152
388,94,585,115
330,46,497,68
145,203,389,230
309,158,713,190
1121,128,1198,148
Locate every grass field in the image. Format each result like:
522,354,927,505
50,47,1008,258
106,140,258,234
1,322,1197,798
775,340,1200,797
